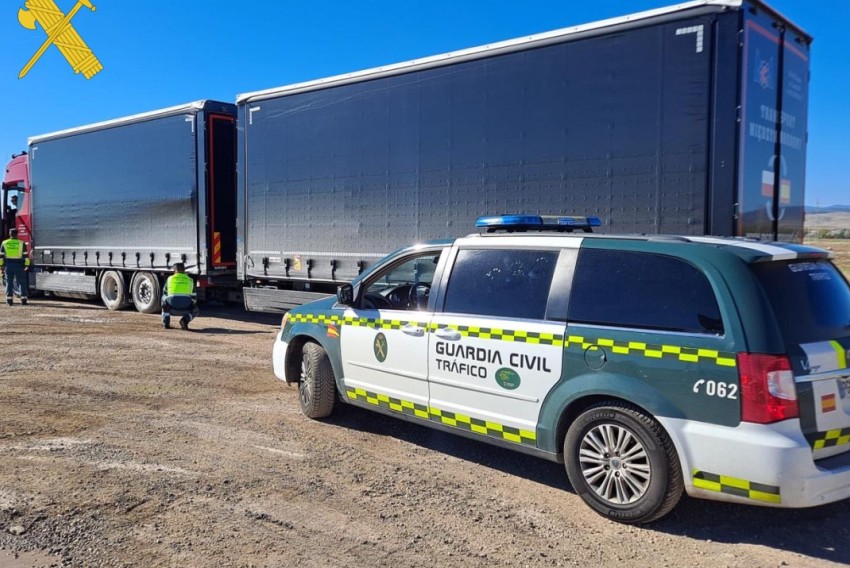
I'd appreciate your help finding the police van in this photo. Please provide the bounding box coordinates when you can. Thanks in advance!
[272,215,850,523]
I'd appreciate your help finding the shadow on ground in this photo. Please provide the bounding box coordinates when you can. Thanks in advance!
[327,404,850,565]
[22,297,104,311]
[193,327,272,335]
[193,303,282,326]
[22,297,282,327]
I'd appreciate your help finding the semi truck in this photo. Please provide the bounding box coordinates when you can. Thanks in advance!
[3,0,811,314]
[1,101,238,312]
[235,0,811,311]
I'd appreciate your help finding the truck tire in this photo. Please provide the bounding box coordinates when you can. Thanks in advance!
[99,271,128,311]
[131,271,161,313]
[299,342,336,419]
[564,402,682,524]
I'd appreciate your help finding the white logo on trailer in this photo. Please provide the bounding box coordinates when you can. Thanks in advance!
[676,25,704,53]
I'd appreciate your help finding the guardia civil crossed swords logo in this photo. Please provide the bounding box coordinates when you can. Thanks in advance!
[373,333,388,363]
[17,0,103,80]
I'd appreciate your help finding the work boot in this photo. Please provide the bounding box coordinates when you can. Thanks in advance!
[5,299,11,306]
[21,298,27,306]
[163,318,170,329]
[179,317,190,331]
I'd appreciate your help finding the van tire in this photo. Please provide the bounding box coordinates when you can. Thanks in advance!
[299,343,336,419]
[564,402,683,524]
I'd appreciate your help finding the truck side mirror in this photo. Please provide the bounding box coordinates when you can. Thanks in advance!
[337,283,354,306]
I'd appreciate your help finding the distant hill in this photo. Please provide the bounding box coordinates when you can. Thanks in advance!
[806,204,850,214]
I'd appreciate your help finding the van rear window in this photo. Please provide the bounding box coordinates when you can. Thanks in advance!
[752,260,850,345]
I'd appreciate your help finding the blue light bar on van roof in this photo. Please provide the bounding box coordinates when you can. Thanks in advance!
[475,214,602,233]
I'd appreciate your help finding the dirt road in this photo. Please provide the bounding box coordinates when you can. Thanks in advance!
[1,299,849,568]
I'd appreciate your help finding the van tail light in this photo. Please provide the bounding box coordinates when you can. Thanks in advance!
[737,353,798,424]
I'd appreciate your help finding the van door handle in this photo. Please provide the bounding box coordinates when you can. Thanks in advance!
[434,328,461,341]
[401,324,425,337]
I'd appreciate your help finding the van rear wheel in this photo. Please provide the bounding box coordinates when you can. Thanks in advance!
[564,402,682,524]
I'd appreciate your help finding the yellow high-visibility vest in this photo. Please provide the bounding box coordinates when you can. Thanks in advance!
[165,273,194,295]
[0,238,29,266]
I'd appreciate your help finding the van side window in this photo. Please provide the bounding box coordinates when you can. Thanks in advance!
[361,251,442,311]
[443,249,558,319]
[569,249,724,334]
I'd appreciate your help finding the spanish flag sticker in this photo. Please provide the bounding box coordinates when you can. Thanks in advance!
[327,324,340,339]
[822,394,837,413]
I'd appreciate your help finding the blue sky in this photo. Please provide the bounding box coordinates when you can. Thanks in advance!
[1,0,847,206]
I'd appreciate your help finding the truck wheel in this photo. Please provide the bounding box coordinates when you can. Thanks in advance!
[299,342,336,419]
[131,272,161,313]
[564,402,682,524]
[99,271,128,311]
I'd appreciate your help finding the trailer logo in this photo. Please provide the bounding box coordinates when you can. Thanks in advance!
[754,49,774,90]
[17,0,103,80]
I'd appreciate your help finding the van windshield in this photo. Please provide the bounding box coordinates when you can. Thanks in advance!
[752,260,850,346]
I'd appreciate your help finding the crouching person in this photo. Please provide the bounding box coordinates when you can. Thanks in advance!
[161,263,199,330]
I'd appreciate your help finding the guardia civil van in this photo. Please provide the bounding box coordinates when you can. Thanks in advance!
[272,215,850,523]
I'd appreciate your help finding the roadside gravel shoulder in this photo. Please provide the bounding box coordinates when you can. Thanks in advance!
[1,299,848,567]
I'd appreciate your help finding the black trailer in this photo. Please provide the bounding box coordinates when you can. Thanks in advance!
[236,0,811,312]
[28,100,238,312]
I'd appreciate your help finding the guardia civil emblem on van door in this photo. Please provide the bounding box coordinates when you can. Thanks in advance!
[373,333,388,363]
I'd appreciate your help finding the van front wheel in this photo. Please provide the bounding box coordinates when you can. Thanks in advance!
[298,343,336,419]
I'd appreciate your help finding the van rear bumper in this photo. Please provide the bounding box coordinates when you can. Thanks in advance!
[659,417,850,508]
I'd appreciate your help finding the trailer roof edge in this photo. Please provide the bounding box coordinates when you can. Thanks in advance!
[29,100,213,145]
[238,0,757,105]
[749,0,811,42]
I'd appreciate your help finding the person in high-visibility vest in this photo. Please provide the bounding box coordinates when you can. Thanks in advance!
[0,228,30,306]
[161,262,198,329]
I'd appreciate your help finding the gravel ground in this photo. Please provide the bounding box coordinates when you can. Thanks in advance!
[1,298,849,568]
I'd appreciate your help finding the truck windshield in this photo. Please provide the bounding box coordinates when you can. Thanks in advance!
[752,260,850,346]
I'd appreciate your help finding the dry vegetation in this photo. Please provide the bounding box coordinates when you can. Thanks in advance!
[805,211,850,232]
[805,238,850,276]
[804,210,850,275]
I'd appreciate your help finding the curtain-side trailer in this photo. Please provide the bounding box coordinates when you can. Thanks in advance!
[236,0,812,312]
[1,101,238,312]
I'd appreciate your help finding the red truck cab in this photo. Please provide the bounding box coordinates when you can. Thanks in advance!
[2,152,32,250]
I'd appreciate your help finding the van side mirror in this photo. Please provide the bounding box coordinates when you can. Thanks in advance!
[337,284,354,306]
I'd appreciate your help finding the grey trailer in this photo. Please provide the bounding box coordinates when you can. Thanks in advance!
[237,0,811,312]
[28,100,238,312]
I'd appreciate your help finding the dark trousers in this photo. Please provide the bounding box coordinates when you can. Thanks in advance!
[161,295,199,324]
[3,261,28,300]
